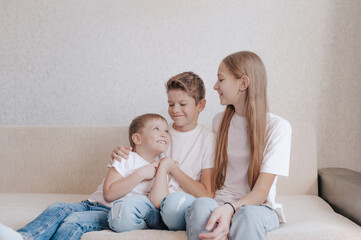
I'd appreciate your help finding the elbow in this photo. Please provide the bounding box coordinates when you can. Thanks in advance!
[207,192,215,198]
[103,188,114,203]
[198,191,213,198]
[153,202,161,209]
[104,195,112,203]
[103,192,112,203]
[148,195,161,209]
[199,188,214,198]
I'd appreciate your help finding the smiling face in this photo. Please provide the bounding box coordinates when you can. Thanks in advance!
[167,89,204,132]
[135,118,171,155]
[213,62,242,106]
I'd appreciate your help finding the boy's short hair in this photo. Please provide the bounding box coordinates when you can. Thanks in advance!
[166,71,205,104]
[129,113,167,149]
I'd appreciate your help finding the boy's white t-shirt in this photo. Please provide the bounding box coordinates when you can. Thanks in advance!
[165,124,215,193]
[87,151,154,208]
[212,112,292,223]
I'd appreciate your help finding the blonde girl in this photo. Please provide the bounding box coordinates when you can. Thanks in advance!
[186,51,292,240]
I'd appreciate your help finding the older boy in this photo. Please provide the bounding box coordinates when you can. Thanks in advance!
[109,72,216,232]
[0,113,170,240]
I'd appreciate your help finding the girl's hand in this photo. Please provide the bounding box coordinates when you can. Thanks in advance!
[159,157,178,173]
[137,162,159,180]
[198,204,234,240]
[110,145,132,164]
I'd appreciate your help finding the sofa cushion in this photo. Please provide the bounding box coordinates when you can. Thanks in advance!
[1,193,360,240]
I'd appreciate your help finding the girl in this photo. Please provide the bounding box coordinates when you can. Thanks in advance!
[186,51,292,240]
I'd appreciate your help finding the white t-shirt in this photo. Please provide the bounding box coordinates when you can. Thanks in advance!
[165,124,215,193]
[87,151,154,208]
[212,112,292,223]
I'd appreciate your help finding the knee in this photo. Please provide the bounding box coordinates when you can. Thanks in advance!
[186,198,217,222]
[61,212,83,225]
[108,198,135,223]
[188,198,216,213]
[107,198,146,232]
[230,206,272,240]
[161,192,194,215]
[231,205,266,236]
[160,192,195,230]
[234,206,260,226]
[107,202,130,232]
[47,202,73,214]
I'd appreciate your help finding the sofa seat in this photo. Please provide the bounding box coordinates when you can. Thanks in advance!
[1,193,360,240]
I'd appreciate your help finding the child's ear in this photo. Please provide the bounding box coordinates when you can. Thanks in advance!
[239,75,249,92]
[131,133,141,145]
[197,99,206,112]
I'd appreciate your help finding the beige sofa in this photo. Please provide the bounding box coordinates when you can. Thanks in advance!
[0,123,360,239]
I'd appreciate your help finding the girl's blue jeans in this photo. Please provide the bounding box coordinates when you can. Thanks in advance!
[185,197,280,240]
[17,200,110,240]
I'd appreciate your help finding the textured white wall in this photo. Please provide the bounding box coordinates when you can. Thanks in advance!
[1,0,360,171]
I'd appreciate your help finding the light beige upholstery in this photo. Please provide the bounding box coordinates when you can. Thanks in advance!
[0,123,360,239]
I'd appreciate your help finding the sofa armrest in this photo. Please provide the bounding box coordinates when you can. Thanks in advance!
[318,168,361,226]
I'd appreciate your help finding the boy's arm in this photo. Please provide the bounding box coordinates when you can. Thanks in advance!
[148,157,177,208]
[148,165,169,209]
[170,167,213,198]
[103,164,155,202]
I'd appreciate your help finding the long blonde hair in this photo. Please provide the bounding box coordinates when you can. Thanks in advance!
[212,51,269,193]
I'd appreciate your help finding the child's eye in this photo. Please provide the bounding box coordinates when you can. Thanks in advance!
[180,104,187,107]
[153,127,159,131]
[165,130,169,134]
[168,104,174,107]
[218,79,223,82]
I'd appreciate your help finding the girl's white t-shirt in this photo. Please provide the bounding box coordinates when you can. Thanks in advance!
[212,112,292,223]
[87,152,154,208]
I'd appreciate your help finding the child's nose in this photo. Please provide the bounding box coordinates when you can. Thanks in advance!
[172,104,180,112]
[213,82,218,90]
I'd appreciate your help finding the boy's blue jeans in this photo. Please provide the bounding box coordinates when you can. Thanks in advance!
[160,192,196,230]
[107,195,168,232]
[17,200,110,240]
[185,197,280,240]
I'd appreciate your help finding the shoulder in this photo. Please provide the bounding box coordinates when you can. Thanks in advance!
[131,152,147,163]
[212,112,224,132]
[267,113,292,139]
[198,125,216,143]
[117,152,137,166]
[212,112,224,125]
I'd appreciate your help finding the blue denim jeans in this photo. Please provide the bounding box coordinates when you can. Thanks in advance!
[17,200,110,240]
[107,195,167,233]
[186,198,279,240]
[160,192,195,230]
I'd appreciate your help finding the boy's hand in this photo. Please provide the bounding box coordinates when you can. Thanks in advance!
[137,162,159,180]
[110,145,132,164]
[159,157,178,173]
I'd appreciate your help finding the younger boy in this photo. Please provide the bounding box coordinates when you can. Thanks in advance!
[0,113,170,240]
[109,72,216,232]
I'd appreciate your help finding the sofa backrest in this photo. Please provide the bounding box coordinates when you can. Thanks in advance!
[277,121,318,195]
[0,123,317,195]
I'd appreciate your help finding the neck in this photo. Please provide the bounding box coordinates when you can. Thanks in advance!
[134,148,159,163]
[233,94,247,117]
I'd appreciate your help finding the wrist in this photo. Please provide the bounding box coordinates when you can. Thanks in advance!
[158,164,169,174]
[169,166,178,175]
[224,202,236,214]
